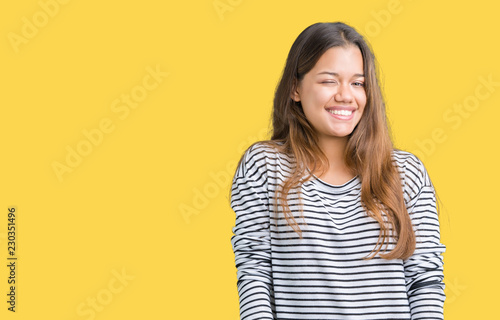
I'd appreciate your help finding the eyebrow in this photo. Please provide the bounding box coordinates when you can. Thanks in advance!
[316,71,365,77]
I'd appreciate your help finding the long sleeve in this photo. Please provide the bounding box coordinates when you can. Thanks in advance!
[230,147,275,320]
[403,155,446,320]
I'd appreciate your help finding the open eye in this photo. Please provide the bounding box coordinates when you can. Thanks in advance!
[353,81,364,87]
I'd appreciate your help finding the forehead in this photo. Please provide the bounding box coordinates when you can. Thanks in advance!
[312,46,364,74]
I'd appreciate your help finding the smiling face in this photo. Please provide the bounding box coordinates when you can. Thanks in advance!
[292,45,367,145]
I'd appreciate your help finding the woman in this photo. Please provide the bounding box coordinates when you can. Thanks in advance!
[229,22,445,320]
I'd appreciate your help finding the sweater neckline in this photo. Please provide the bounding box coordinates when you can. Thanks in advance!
[308,173,361,194]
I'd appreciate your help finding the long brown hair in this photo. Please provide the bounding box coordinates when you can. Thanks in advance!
[230,22,415,260]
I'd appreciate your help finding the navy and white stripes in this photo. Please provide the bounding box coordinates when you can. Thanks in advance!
[230,142,445,320]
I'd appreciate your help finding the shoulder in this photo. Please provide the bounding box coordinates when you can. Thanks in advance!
[391,149,433,204]
[391,149,429,183]
[235,141,283,177]
[244,141,294,164]
[247,141,280,158]
[235,140,296,180]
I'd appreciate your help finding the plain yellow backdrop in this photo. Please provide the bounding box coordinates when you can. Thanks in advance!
[1,0,498,319]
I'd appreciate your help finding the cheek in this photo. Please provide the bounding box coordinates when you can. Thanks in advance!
[305,86,331,105]
[356,91,367,110]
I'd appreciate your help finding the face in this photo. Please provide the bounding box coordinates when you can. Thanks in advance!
[292,45,366,144]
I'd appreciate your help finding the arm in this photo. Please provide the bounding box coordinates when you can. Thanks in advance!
[403,155,446,320]
[230,147,274,320]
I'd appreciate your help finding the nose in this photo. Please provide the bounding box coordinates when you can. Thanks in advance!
[334,83,353,103]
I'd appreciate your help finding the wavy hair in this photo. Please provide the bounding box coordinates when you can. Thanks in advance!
[230,22,416,260]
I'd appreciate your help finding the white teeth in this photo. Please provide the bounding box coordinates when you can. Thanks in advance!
[328,109,353,116]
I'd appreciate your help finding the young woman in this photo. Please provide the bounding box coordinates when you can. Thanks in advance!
[229,22,445,320]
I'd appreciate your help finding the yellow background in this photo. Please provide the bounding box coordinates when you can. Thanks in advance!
[1,0,498,319]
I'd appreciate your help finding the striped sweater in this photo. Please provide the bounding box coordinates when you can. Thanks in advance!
[230,142,445,320]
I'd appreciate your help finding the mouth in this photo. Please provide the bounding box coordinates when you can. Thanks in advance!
[325,106,356,120]
[327,109,353,116]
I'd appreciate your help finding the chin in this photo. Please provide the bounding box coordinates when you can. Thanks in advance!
[328,128,356,138]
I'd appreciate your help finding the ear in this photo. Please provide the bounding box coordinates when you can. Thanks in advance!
[290,81,301,102]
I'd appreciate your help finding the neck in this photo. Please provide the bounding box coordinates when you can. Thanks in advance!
[318,136,348,167]
[309,135,355,180]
